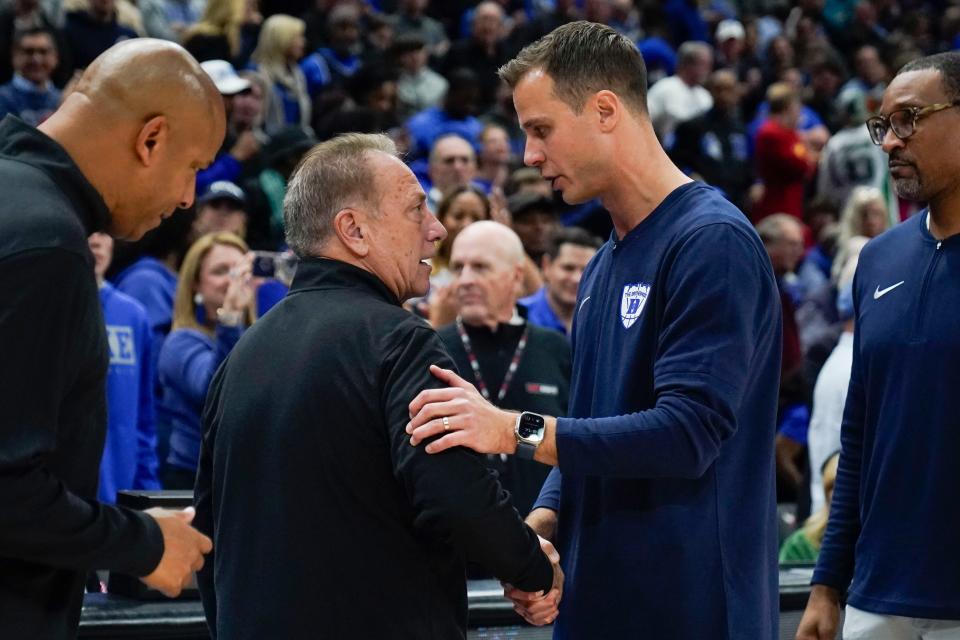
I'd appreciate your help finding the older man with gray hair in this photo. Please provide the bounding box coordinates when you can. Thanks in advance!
[193,133,560,639]
[437,221,571,519]
[646,41,714,143]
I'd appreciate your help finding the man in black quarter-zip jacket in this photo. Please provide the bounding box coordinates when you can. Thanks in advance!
[194,132,560,639]
[0,39,224,639]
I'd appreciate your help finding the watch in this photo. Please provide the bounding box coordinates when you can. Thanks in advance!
[514,412,545,460]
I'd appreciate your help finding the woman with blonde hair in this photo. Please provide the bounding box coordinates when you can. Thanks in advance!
[250,13,311,134]
[157,232,256,488]
[181,0,246,63]
[832,186,891,282]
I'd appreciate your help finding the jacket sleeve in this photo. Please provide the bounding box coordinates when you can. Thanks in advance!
[555,222,781,479]
[811,269,865,592]
[0,249,163,575]
[159,325,243,408]
[381,324,553,594]
[532,467,561,512]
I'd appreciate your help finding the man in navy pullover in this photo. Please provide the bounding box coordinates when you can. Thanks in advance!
[797,52,960,640]
[408,22,782,638]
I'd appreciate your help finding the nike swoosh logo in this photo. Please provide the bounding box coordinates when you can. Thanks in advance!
[874,281,905,299]
[578,296,591,314]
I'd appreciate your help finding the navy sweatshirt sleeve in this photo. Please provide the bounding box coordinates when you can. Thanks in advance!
[532,467,562,512]
[0,249,163,575]
[556,222,777,479]
[812,267,866,592]
[383,324,554,594]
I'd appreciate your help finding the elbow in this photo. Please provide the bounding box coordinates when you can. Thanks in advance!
[677,444,721,479]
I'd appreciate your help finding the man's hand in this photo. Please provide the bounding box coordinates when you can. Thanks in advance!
[795,585,841,640]
[229,130,261,163]
[504,535,563,626]
[525,508,558,541]
[406,365,516,455]
[140,507,213,598]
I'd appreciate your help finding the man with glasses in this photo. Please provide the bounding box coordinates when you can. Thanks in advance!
[797,51,960,640]
[0,28,60,126]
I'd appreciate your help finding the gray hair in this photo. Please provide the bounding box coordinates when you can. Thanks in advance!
[677,41,712,68]
[283,133,397,257]
[756,213,802,246]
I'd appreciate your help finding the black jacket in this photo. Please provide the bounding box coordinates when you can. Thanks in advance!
[437,319,570,517]
[670,108,753,211]
[0,116,164,639]
[194,258,553,639]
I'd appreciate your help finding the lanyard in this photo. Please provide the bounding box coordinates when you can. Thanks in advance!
[455,316,529,404]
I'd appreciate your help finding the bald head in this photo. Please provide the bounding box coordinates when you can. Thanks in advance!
[454,220,525,266]
[71,38,222,128]
[451,221,525,328]
[41,39,225,241]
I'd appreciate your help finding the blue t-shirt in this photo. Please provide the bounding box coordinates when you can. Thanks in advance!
[519,287,567,336]
[98,283,160,503]
[813,211,960,618]
[0,76,61,127]
[535,182,781,638]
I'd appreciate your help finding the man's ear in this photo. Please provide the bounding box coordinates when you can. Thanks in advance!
[135,115,168,167]
[333,208,370,257]
[594,90,620,133]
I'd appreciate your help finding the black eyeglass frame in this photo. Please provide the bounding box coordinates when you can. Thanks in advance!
[866,102,960,145]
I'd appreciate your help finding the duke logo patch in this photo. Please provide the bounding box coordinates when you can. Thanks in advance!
[620,283,651,329]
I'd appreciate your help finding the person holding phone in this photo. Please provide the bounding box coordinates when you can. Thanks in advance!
[157,232,256,488]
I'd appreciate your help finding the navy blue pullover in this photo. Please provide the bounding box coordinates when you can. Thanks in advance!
[534,182,782,639]
[813,211,960,618]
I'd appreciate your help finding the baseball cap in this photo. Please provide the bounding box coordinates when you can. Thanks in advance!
[716,19,745,43]
[198,181,246,207]
[200,60,251,96]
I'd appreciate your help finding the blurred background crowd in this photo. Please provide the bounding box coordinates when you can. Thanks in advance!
[2,0,953,566]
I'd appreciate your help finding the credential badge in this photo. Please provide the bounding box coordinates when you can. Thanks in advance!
[620,283,651,329]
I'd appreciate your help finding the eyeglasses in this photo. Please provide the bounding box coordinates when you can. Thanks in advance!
[866,102,959,145]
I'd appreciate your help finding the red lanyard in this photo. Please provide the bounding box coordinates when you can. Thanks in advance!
[455,316,529,404]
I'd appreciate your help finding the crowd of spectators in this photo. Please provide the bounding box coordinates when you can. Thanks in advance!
[2,0,956,566]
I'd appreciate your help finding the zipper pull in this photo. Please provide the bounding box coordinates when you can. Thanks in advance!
[937,241,942,250]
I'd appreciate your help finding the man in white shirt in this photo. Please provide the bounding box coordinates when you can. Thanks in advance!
[806,238,864,512]
[646,41,714,145]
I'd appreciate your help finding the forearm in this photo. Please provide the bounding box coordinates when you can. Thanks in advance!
[525,507,558,541]
[0,466,164,574]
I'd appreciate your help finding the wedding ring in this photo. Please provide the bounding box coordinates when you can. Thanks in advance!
[442,416,450,431]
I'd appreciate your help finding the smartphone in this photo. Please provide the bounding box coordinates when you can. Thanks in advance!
[251,251,278,278]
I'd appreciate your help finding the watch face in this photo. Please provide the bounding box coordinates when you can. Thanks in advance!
[518,413,545,440]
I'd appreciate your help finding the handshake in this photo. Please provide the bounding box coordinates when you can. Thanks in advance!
[503,535,564,627]
[139,507,213,598]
